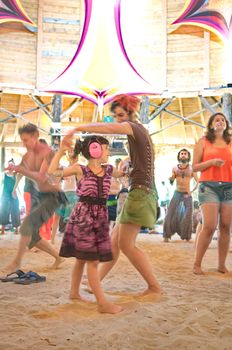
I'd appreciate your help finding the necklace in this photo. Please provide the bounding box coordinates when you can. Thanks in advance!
[177,164,189,179]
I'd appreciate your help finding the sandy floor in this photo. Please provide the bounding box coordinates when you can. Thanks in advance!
[0,232,232,350]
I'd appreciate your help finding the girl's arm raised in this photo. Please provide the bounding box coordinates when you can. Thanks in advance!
[48,148,82,178]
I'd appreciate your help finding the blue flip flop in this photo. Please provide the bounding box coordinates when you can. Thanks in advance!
[0,269,26,282]
[14,271,46,285]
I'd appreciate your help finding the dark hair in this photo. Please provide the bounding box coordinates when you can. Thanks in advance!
[177,148,191,162]
[73,135,109,160]
[18,123,38,136]
[110,94,140,121]
[205,113,231,144]
[39,138,48,145]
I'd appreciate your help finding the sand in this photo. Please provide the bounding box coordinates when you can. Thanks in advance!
[0,232,232,350]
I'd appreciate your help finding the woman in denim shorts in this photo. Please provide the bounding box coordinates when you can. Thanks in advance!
[193,113,232,274]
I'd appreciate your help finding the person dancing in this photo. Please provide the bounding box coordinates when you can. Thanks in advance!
[163,149,198,242]
[63,94,161,296]
[193,113,232,274]
[1,124,66,275]
[48,135,124,314]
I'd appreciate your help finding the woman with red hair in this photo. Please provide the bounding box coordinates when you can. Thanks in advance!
[63,94,161,296]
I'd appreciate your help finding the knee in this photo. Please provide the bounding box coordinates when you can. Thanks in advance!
[202,225,217,237]
[118,239,131,255]
[219,222,231,235]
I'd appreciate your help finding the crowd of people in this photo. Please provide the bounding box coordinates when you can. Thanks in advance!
[0,94,231,313]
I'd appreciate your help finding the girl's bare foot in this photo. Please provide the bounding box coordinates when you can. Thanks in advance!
[98,302,123,314]
[218,266,229,274]
[51,257,65,269]
[193,265,205,275]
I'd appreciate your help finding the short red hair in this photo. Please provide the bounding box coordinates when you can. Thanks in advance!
[111,94,140,114]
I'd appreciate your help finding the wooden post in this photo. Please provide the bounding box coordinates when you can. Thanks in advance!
[222,93,232,124]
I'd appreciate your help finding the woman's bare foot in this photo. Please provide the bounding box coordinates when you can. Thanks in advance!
[218,266,229,274]
[139,285,163,296]
[98,302,123,314]
[69,293,89,302]
[193,265,205,275]
[51,257,65,269]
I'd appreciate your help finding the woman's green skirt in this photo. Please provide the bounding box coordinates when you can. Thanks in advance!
[118,188,158,229]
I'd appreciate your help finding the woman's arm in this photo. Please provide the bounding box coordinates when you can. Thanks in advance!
[192,138,224,172]
[74,122,133,135]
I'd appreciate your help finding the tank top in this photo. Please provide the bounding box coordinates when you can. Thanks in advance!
[199,138,232,182]
[127,122,155,189]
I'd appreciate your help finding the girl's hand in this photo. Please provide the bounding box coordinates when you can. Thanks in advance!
[212,159,225,167]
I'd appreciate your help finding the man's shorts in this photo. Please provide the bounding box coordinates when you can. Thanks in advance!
[20,192,67,248]
[198,182,232,205]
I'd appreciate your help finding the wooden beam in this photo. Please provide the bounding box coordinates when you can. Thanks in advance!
[60,98,83,120]
[161,0,167,90]
[199,96,217,114]
[30,95,52,119]
[0,142,23,148]
[149,97,176,120]
[197,96,206,126]
[203,31,210,88]
[178,98,187,143]
[36,0,43,88]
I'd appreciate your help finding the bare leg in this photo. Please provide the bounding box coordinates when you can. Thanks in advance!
[1,226,5,235]
[51,213,60,244]
[217,204,232,273]
[98,224,120,281]
[35,239,65,269]
[2,235,31,273]
[70,259,87,300]
[193,204,218,275]
[194,222,202,248]
[87,261,123,314]
[119,223,161,294]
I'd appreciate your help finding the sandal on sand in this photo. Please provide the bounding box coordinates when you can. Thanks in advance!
[14,271,46,285]
[0,269,26,282]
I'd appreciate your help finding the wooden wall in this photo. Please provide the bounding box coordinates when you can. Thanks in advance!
[0,0,230,146]
[0,0,228,93]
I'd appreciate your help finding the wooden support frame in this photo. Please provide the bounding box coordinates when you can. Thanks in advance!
[30,95,52,119]
[60,98,83,120]
[0,107,48,134]
[199,96,216,114]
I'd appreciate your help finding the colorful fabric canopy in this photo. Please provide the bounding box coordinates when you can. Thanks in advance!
[0,0,35,26]
[44,0,159,111]
[171,0,232,43]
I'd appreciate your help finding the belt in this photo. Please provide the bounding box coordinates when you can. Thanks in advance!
[128,184,156,195]
[79,196,107,205]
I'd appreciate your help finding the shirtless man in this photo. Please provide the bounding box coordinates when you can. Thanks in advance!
[163,149,198,242]
[1,124,66,274]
